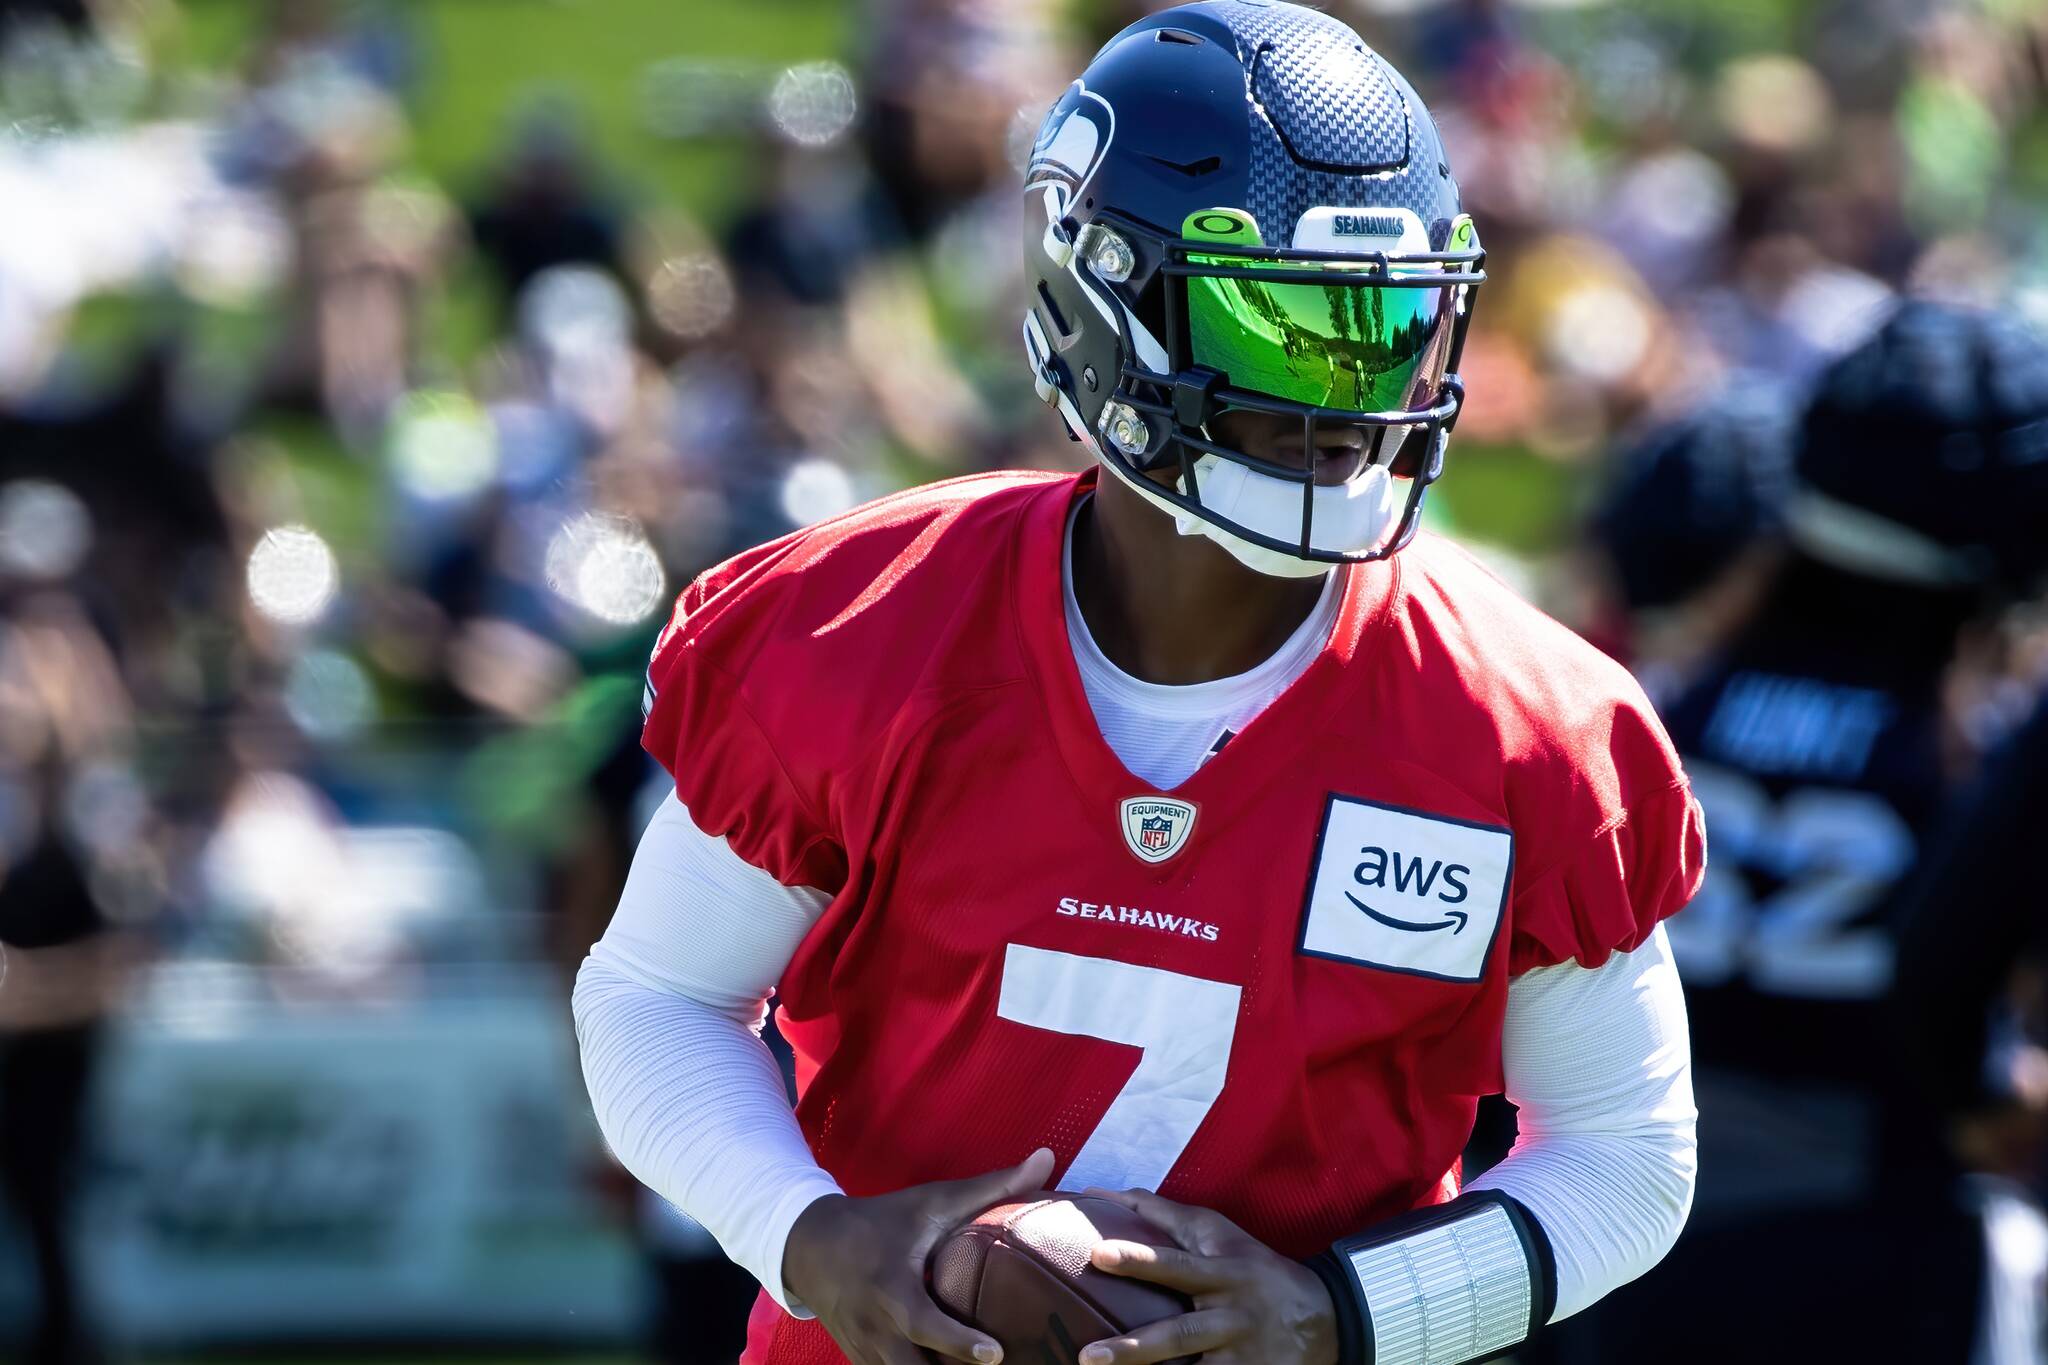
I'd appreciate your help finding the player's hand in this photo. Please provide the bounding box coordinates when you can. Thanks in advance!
[1079,1186,1338,1365]
[782,1146,1056,1365]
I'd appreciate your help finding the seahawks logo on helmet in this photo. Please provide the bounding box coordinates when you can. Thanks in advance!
[1027,81,1115,202]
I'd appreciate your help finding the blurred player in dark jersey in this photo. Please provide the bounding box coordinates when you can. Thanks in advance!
[1567,300,2048,1363]
[1889,688,2048,1364]
[1892,687,2048,1168]
[1463,380,1800,1189]
[1580,379,1798,706]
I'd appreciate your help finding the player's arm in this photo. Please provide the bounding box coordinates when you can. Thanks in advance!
[1081,926,1696,1365]
[1460,922,1696,1319]
[571,793,838,1304]
[572,794,1049,1365]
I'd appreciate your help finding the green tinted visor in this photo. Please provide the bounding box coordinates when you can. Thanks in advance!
[1175,209,1471,418]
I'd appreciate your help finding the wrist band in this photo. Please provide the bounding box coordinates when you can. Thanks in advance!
[1303,1190,1556,1365]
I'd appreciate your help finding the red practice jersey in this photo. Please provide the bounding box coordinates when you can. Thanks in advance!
[640,470,1706,1365]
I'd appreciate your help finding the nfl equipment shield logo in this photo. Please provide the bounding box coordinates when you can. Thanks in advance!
[1119,796,1197,864]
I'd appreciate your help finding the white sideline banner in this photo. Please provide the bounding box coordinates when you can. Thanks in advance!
[76,969,638,1344]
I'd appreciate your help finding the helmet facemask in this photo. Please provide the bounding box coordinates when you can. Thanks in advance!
[1026,190,1485,576]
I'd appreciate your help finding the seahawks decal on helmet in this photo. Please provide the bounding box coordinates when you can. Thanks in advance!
[1028,82,1114,202]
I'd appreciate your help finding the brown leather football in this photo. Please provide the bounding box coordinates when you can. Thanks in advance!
[929,1193,1193,1365]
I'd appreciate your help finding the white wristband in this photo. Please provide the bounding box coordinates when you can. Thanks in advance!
[1314,1190,1553,1365]
[1346,1200,1535,1365]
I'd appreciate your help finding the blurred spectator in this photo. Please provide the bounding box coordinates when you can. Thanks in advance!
[468,106,628,306]
[858,0,1059,243]
[0,601,142,1365]
[0,339,231,653]
[724,141,888,308]
[0,811,116,1365]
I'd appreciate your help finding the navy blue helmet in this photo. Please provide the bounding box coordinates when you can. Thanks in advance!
[1591,380,1800,611]
[1020,1,1483,576]
[1789,301,2048,596]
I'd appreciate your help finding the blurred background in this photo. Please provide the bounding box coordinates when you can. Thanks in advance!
[1,0,2045,1362]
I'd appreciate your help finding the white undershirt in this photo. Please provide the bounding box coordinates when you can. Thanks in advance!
[1064,498,1342,790]
[572,521,1698,1343]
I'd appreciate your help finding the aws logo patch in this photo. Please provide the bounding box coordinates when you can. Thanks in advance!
[1298,795,1512,983]
[1346,846,1473,934]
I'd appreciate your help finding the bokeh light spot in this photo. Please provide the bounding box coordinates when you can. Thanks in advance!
[1549,285,1652,385]
[247,525,339,626]
[768,61,857,148]
[388,390,499,501]
[780,458,857,527]
[0,480,90,579]
[545,514,666,626]
[648,252,737,341]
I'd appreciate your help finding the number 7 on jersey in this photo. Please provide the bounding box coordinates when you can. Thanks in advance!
[996,943,1243,1193]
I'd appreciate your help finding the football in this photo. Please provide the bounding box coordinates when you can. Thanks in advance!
[929,1193,1193,1365]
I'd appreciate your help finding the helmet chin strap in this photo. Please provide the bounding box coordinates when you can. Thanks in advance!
[1096,448,1405,579]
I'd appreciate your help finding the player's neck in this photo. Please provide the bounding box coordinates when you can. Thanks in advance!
[1072,472,1330,686]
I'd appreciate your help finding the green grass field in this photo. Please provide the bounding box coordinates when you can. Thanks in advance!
[170,0,848,223]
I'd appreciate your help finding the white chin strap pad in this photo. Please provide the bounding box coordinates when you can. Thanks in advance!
[1109,452,1405,579]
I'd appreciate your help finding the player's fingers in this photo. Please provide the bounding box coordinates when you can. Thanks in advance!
[901,1301,1006,1364]
[870,1333,936,1365]
[933,1146,1055,1218]
[1082,1185,1226,1250]
[1078,1308,1251,1365]
[1089,1238,1239,1292]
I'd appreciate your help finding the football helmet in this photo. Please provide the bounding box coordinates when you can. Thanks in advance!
[1590,378,1799,611]
[1790,300,2048,596]
[1020,0,1483,576]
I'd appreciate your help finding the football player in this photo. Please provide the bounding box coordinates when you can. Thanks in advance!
[575,6,1706,1364]
[1580,379,1799,703]
[1561,300,2048,1362]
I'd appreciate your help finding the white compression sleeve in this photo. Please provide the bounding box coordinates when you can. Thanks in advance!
[571,792,839,1315]
[1467,925,1698,1323]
